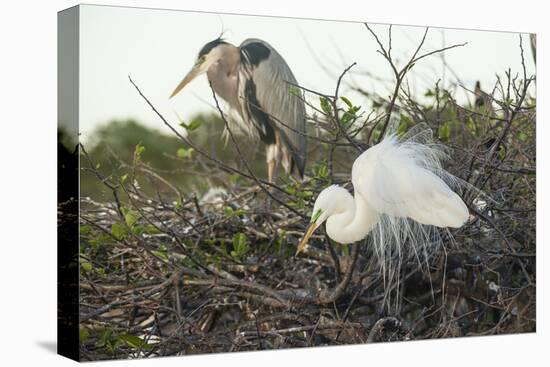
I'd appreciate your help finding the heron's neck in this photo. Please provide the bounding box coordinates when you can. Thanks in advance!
[326,190,379,244]
[206,44,241,108]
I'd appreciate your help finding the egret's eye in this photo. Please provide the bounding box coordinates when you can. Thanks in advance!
[311,209,323,223]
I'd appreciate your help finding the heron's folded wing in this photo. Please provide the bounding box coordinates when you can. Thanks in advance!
[238,38,307,176]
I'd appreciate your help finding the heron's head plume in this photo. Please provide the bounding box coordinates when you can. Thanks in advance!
[197,38,228,60]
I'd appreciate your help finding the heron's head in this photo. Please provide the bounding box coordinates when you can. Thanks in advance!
[170,38,230,98]
[296,185,351,255]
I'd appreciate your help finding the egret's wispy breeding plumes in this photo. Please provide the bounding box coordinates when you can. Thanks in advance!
[297,125,470,307]
[170,37,307,182]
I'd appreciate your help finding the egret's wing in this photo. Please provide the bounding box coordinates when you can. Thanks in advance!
[238,38,307,176]
[353,134,469,228]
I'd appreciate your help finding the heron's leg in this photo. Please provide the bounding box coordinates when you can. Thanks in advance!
[266,144,279,183]
[267,161,275,183]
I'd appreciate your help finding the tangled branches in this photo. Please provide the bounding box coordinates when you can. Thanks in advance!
[77,28,535,360]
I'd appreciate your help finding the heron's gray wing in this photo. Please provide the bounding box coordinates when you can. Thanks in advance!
[238,38,307,176]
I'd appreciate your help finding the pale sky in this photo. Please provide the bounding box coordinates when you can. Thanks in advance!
[78,4,536,142]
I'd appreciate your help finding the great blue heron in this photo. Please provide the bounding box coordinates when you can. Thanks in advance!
[296,125,469,254]
[170,38,307,182]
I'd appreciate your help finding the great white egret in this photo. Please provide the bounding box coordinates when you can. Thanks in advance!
[170,38,307,182]
[297,126,469,256]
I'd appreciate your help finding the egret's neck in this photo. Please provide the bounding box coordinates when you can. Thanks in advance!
[326,190,379,244]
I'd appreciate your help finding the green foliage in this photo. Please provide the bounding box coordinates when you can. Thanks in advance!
[122,208,140,228]
[176,147,194,159]
[340,96,361,125]
[93,329,152,354]
[438,121,451,141]
[152,244,169,261]
[80,225,92,236]
[111,222,128,241]
[224,206,246,218]
[79,328,90,344]
[231,233,249,261]
[80,259,93,272]
[285,178,314,209]
[179,118,202,131]
[133,143,145,164]
[80,114,271,200]
[397,114,414,136]
[133,224,161,236]
[312,161,330,182]
[319,96,332,115]
[108,207,160,241]
[118,334,152,351]
[288,86,301,96]
[88,232,113,251]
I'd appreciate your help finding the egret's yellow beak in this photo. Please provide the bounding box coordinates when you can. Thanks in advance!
[169,66,201,99]
[296,222,319,255]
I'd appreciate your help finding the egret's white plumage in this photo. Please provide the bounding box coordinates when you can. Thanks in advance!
[298,125,470,308]
[305,126,468,244]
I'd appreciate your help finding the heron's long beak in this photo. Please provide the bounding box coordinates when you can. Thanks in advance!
[296,222,319,255]
[169,66,201,99]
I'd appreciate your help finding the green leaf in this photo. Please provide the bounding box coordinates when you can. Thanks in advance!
[439,122,451,141]
[175,197,183,210]
[144,224,160,234]
[81,261,92,272]
[315,163,329,179]
[111,222,128,240]
[133,224,160,235]
[233,233,247,251]
[289,86,301,96]
[179,119,202,131]
[224,206,234,217]
[88,233,113,250]
[187,119,202,131]
[176,147,194,159]
[152,250,169,261]
[120,173,128,183]
[122,208,140,228]
[118,334,152,351]
[224,206,246,218]
[79,225,92,236]
[319,96,332,115]
[79,328,90,343]
[134,143,145,163]
[341,112,353,125]
[340,96,353,108]
[231,232,249,260]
